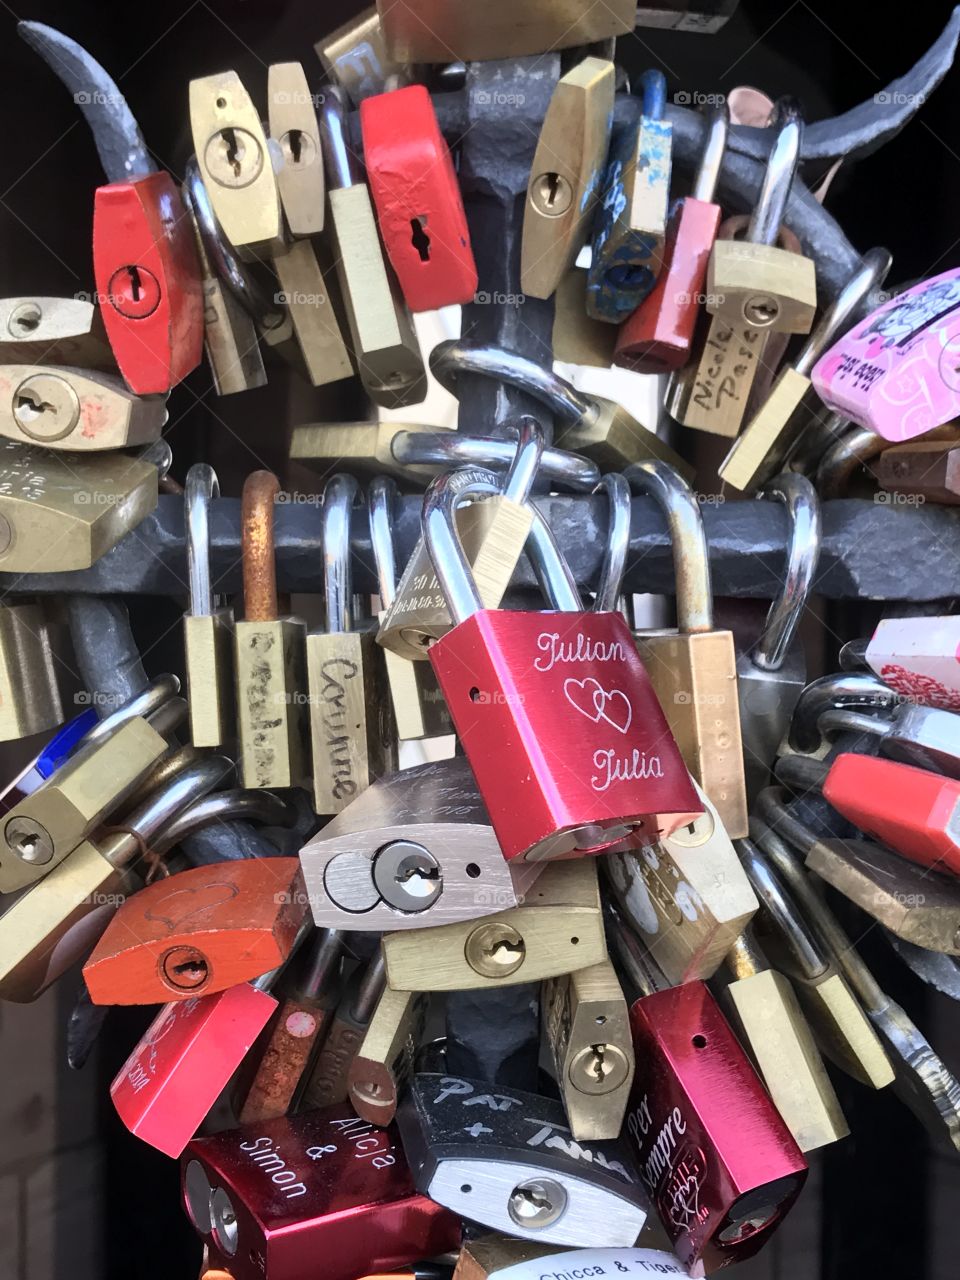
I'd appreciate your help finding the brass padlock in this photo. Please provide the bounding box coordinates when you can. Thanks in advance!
[297,951,387,1110]
[314,8,403,105]
[189,70,285,260]
[289,421,446,487]
[234,470,308,789]
[272,238,354,387]
[0,296,114,370]
[0,365,165,451]
[520,56,615,301]
[318,87,426,408]
[0,600,62,743]
[268,62,324,238]
[542,960,634,1141]
[307,473,393,814]
[381,860,605,991]
[183,464,234,749]
[348,986,428,1125]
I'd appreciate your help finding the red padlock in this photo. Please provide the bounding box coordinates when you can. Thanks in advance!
[423,469,701,863]
[93,171,204,394]
[615,105,727,375]
[360,85,477,311]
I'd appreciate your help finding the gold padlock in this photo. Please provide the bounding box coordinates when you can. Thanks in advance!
[183,464,234,749]
[272,238,354,387]
[0,600,62,743]
[0,365,165,450]
[314,8,403,105]
[268,62,325,238]
[289,421,446,487]
[0,296,114,370]
[348,987,428,1125]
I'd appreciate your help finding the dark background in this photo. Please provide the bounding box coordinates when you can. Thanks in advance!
[0,2,957,1277]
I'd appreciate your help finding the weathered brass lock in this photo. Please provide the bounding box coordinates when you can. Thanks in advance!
[272,238,353,387]
[315,8,402,105]
[0,600,62,743]
[289,421,445,487]
[348,986,428,1126]
[0,365,165,450]
[298,951,387,1109]
[268,62,324,238]
[0,297,114,370]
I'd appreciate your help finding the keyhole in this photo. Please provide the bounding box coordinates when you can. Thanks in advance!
[410,216,431,262]
[287,127,304,163]
[15,390,55,422]
[590,1045,607,1083]
[126,265,143,303]
[487,937,524,962]
[543,173,563,207]
[531,171,573,218]
[220,127,243,178]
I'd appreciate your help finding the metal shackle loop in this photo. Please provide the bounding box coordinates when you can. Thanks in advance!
[318,83,356,190]
[185,463,219,618]
[155,788,297,856]
[502,418,545,505]
[322,474,360,634]
[125,753,235,849]
[796,246,893,376]
[735,837,825,979]
[525,504,584,612]
[593,474,632,614]
[422,467,503,627]
[241,470,281,624]
[139,439,174,481]
[368,475,400,608]
[625,460,712,633]
[815,421,885,498]
[747,97,802,248]
[692,102,729,205]
[789,671,900,752]
[430,340,595,428]
[817,707,893,741]
[83,673,181,748]
[636,68,667,121]
[755,472,821,672]
[391,426,599,491]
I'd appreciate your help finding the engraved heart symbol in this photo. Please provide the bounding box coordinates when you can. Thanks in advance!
[144,880,240,932]
[563,678,633,734]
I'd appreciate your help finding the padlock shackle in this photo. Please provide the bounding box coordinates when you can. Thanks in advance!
[725,928,767,981]
[789,671,900,752]
[593,473,631,614]
[502,418,545,505]
[157,788,298,856]
[747,97,802,248]
[318,83,356,190]
[295,928,345,1002]
[754,473,821,671]
[116,753,234,868]
[735,836,827,980]
[252,915,315,994]
[815,420,883,498]
[241,470,282,623]
[185,463,220,618]
[625,460,712,633]
[817,707,893,742]
[774,752,829,792]
[391,426,599,491]
[139,439,174,483]
[83,673,181,748]
[796,246,893,377]
[369,475,400,607]
[351,951,387,1021]
[602,897,664,1002]
[692,103,729,205]
[635,68,667,122]
[422,466,502,626]
[525,503,583,611]
[322,473,361,634]
[144,695,189,740]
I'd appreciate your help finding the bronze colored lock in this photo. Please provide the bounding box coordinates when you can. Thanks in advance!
[542,960,635,1141]
[0,296,114,370]
[183,464,234,749]
[0,600,62,744]
[876,437,960,505]
[314,8,403,105]
[307,474,393,814]
[234,471,308,789]
[289,421,445,487]
[298,951,387,1110]
[268,62,324,238]
[348,986,428,1126]
[382,860,605,991]
[272,238,353,387]
[520,56,615,301]
[190,70,285,260]
[0,365,165,451]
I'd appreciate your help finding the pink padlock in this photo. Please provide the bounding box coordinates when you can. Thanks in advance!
[811,267,960,442]
[866,615,960,711]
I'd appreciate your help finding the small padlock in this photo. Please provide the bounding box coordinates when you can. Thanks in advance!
[0,296,114,369]
[586,70,671,323]
[520,56,615,301]
[300,757,540,931]
[190,70,285,260]
[628,459,748,838]
[615,105,727,374]
[319,87,426,408]
[290,421,446,487]
[234,470,309,790]
[604,778,758,984]
[272,237,354,387]
[307,473,393,814]
[348,987,429,1126]
[182,1103,461,1280]
[298,951,387,1110]
[542,960,635,1142]
[397,1072,649,1246]
[183,463,235,749]
[0,599,62,743]
[865,614,960,711]
[268,62,325,238]
[0,364,166,450]
[361,84,477,311]
[315,9,402,105]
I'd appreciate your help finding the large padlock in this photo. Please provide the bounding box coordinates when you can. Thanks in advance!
[424,468,701,861]
[0,364,166,450]
[183,463,235,749]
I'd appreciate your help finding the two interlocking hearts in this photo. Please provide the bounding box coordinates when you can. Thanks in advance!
[563,676,633,734]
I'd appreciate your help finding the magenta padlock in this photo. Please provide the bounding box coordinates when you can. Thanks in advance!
[811,267,960,441]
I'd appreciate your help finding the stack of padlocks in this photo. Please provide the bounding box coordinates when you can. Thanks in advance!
[3,4,960,1278]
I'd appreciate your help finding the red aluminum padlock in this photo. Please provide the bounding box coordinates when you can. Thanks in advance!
[82,857,308,1005]
[423,469,702,863]
[93,171,204,394]
[360,84,477,311]
[182,1103,461,1280]
[610,911,807,1274]
[615,104,727,375]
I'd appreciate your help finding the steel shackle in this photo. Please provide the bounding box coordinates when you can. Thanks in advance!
[322,474,361,634]
[754,472,821,672]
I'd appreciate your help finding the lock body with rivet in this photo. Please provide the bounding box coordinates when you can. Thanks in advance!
[290,422,445,488]
[349,986,428,1126]
[0,364,165,450]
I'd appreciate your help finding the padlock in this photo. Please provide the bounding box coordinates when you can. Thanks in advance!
[0,678,183,892]
[628,459,748,839]
[93,170,204,394]
[376,1,636,61]
[0,599,62,743]
[818,702,960,780]
[0,296,114,369]
[0,707,98,817]
[552,269,617,368]
[736,473,821,801]
[361,85,477,311]
[182,1103,461,1280]
[268,62,324,238]
[811,266,960,441]
[319,87,426,408]
[382,860,606,991]
[300,757,541,930]
[787,670,899,755]
[190,70,285,260]
[315,9,403,105]
[608,906,808,1274]
[0,750,229,1003]
[719,248,892,491]
[369,476,453,741]
[348,987,429,1126]
[737,833,895,1089]
[720,927,849,1152]
[298,952,388,1110]
[0,364,166,450]
[542,960,635,1142]
[454,1238,685,1280]
[875,437,960,504]
[425,468,701,861]
[586,70,671,323]
[429,341,692,476]
[112,919,311,1156]
[272,237,354,386]
[520,56,615,301]
[237,929,346,1123]
[181,162,268,396]
[183,463,235,749]
[81,856,309,1004]
[777,751,960,878]
[290,422,450,488]
[307,473,393,813]
[864,614,960,711]
[604,779,758,984]
[234,470,308,790]
[376,430,542,661]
